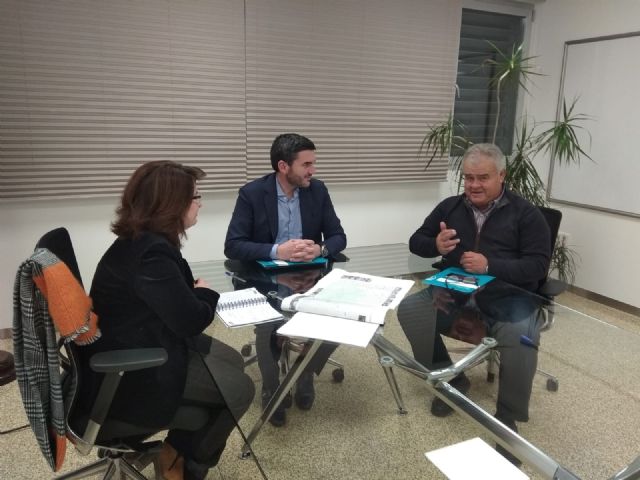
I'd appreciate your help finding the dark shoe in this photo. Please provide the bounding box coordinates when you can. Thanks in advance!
[184,457,210,480]
[294,371,315,410]
[495,416,522,467]
[261,388,286,427]
[429,373,471,418]
[0,351,16,386]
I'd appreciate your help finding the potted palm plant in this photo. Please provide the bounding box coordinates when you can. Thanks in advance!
[419,41,590,283]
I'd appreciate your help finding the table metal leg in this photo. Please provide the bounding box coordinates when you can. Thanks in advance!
[371,334,580,480]
[240,339,323,459]
[374,345,407,414]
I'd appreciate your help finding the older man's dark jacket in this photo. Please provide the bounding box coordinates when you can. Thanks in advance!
[410,189,551,292]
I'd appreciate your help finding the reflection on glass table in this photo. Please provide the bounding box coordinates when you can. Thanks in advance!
[191,244,640,480]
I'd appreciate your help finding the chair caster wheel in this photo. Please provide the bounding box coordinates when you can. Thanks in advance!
[241,344,252,357]
[332,368,345,383]
[487,372,495,383]
[546,378,559,392]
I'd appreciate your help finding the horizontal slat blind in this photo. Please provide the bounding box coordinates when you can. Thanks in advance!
[0,0,246,200]
[453,8,525,155]
[245,0,461,183]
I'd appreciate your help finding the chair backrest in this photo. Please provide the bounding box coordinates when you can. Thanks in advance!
[537,207,564,294]
[432,206,563,276]
[35,227,83,286]
[538,206,562,262]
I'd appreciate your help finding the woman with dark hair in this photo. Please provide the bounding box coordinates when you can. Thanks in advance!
[80,161,254,480]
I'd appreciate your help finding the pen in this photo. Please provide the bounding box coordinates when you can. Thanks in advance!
[520,335,538,350]
[225,271,246,283]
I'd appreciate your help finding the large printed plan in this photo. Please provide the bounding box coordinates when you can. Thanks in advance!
[276,269,413,347]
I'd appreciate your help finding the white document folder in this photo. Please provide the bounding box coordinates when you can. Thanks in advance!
[426,437,529,480]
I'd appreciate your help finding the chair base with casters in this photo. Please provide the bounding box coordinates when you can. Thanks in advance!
[56,344,209,480]
[239,300,346,384]
[55,442,161,480]
[240,337,345,383]
[280,338,345,383]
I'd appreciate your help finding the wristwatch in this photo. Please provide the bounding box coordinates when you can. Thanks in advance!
[321,243,330,258]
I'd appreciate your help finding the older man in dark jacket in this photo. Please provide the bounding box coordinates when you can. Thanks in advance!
[398,143,550,466]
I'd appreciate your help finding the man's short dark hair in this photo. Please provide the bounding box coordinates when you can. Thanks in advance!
[270,133,316,172]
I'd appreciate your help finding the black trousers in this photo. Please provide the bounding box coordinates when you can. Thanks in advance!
[397,287,541,422]
[167,335,255,479]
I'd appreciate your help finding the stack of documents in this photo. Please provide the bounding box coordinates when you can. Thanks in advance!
[276,268,414,347]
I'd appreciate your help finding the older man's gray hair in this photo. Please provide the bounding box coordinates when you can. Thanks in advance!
[463,143,506,171]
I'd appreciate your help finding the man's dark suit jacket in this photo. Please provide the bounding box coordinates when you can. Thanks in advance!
[224,173,347,261]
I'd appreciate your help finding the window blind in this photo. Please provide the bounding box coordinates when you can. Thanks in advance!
[0,0,463,200]
[245,0,461,184]
[0,0,246,200]
[453,8,525,155]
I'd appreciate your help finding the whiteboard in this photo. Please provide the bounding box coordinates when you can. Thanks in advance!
[548,32,640,218]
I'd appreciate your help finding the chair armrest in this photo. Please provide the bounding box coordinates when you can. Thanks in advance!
[538,278,567,299]
[90,348,167,373]
[332,252,349,263]
[81,348,168,441]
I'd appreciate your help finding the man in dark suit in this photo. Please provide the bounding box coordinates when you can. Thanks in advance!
[225,133,347,426]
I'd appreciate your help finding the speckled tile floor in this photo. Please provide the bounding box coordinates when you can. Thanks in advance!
[2,290,639,480]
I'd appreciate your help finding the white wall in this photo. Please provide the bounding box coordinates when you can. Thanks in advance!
[0,181,447,329]
[526,0,640,308]
[5,0,639,329]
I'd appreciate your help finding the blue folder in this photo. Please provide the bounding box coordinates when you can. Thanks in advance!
[256,256,328,270]
[423,267,495,293]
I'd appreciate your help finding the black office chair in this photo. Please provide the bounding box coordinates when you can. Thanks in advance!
[18,228,209,479]
[531,206,566,391]
[437,206,566,391]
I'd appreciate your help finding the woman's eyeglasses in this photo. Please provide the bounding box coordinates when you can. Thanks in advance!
[444,273,478,290]
[192,195,202,202]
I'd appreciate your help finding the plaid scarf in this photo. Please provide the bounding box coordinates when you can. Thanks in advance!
[13,248,100,471]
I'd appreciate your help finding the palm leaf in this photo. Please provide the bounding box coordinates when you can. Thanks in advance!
[483,41,542,95]
[418,113,470,170]
[505,120,547,207]
[536,97,593,166]
[482,41,542,143]
[551,236,580,284]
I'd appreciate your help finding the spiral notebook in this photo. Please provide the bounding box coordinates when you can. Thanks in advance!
[216,287,284,328]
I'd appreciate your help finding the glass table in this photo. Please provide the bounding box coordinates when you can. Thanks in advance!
[191,244,640,480]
